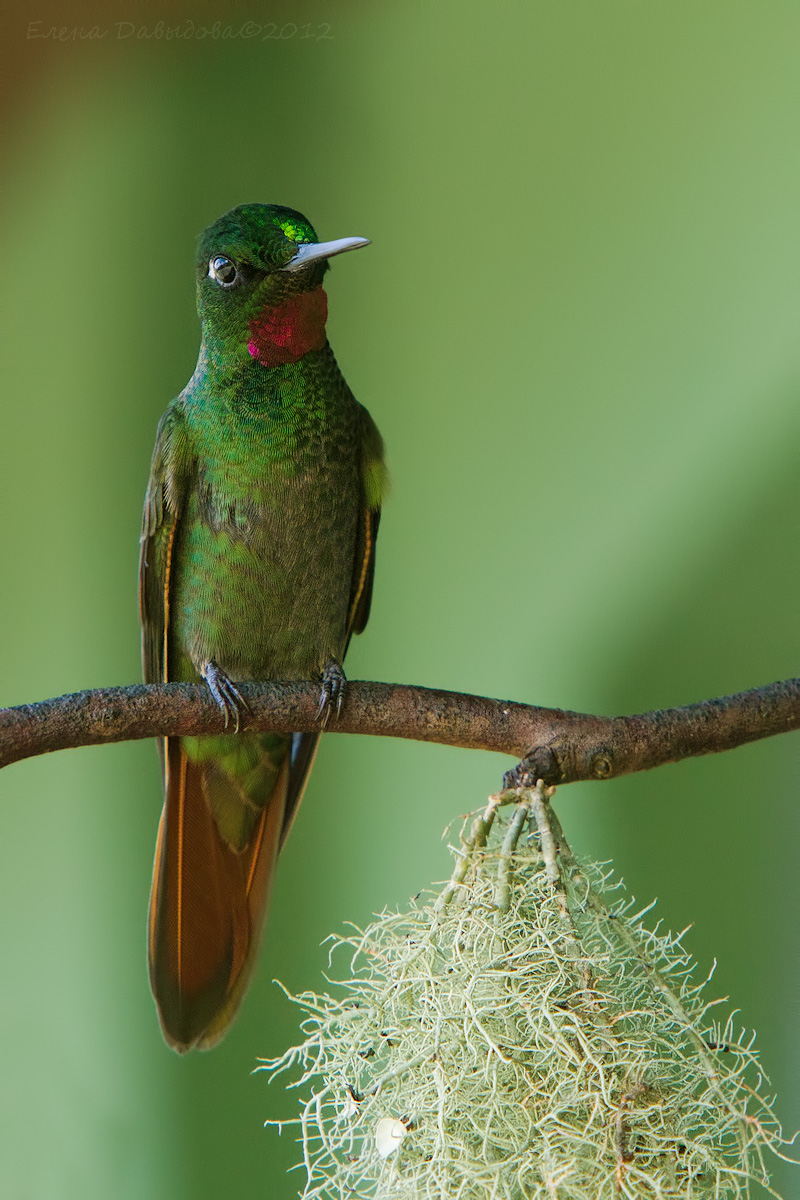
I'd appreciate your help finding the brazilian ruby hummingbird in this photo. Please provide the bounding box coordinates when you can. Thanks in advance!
[139,204,385,1051]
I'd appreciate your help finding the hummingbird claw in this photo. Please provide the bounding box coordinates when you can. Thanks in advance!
[317,661,347,726]
[203,660,248,733]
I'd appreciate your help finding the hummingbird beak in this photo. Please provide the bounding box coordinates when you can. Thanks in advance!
[281,236,370,273]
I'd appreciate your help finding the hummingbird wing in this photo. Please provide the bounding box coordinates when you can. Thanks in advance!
[348,505,381,637]
[139,407,183,690]
[348,403,385,638]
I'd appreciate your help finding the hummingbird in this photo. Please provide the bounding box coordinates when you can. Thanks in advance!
[139,204,385,1051]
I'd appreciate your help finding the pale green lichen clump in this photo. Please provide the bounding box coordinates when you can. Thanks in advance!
[262,785,793,1199]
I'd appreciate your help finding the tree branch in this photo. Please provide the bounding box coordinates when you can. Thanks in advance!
[0,678,797,784]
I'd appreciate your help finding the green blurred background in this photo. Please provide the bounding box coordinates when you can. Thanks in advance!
[1,1,798,1195]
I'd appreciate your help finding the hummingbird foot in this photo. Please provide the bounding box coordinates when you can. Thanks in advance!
[202,660,249,732]
[317,661,347,725]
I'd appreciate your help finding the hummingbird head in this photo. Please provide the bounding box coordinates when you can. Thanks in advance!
[195,204,369,368]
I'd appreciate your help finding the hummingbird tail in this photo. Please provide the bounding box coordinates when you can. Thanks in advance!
[147,737,288,1052]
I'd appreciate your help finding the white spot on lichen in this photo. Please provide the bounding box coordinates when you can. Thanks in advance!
[375,1116,406,1158]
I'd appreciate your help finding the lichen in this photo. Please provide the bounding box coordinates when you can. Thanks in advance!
[262,785,794,1199]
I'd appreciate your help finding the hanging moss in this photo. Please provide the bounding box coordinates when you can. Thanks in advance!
[263,785,793,1199]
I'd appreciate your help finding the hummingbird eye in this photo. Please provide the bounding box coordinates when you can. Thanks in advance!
[208,255,239,287]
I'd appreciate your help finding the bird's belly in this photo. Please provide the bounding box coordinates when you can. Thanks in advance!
[170,480,358,682]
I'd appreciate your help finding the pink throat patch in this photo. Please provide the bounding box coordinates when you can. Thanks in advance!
[247,286,328,367]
